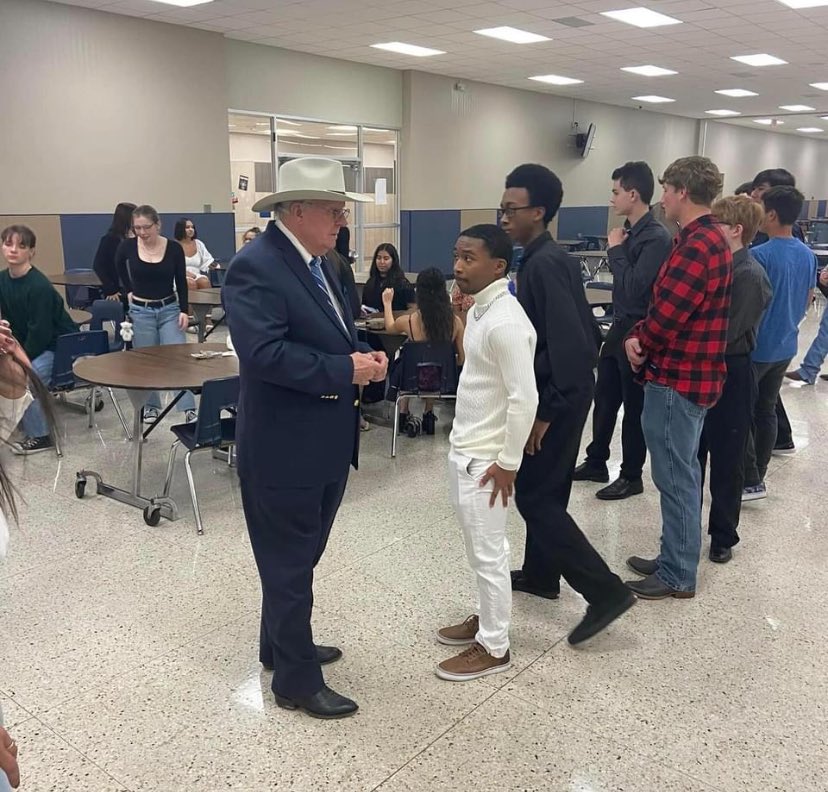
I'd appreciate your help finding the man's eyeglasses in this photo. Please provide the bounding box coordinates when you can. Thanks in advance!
[304,203,351,222]
[499,205,535,218]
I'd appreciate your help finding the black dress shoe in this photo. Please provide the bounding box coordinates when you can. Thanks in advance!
[709,545,733,564]
[568,590,636,645]
[626,573,695,600]
[820,374,828,382]
[596,477,644,501]
[572,462,610,483]
[626,556,658,577]
[274,685,358,719]
[262,645,343,671]
[510,570,560,600]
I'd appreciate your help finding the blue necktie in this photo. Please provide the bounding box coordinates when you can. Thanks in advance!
[309,257,346,329]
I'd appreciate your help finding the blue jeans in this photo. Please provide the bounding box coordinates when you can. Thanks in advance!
[641,382,707,592]
[798,307,828,384]
[130,302,195,412]
[21,350,54,438]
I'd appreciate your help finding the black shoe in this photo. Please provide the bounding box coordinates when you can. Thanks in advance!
[709,545,733,564]
[568,590,636,646]
[422,411,437,435]
[596,477,643,501]
[821,374,828,382]
[572,462,610,483]
[626,556,658,577]
[11,435,54,455]
[510,570,559,600]
[261,645,343,671]
[405,415,422,438]
[626,573,695,600]
[274,685,358,719]
[397,413,409,433]
[771,441,795,456]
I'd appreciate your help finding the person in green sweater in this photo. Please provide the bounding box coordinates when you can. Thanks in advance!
[0,225,76,454]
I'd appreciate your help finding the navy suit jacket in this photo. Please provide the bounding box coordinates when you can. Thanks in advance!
[223,222,369,487]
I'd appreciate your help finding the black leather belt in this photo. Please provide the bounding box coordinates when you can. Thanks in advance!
[131,295,177,309]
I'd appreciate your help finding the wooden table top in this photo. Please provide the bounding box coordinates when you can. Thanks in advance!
[73,343,238,391]
[49,271,102,287]
[69,309,92,325]
[188,288,224,306]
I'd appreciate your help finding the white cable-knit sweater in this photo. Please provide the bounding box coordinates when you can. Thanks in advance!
[449,278,538,471]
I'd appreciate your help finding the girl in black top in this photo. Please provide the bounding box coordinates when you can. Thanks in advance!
[115,204,195,421]
[93,202,135,299]
[361,243,413,313]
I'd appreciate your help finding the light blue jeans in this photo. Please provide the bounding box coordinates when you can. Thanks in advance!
[21,350,54,438]
[641,382,707,592]
[797,307,828,384]
[130,302,195,412]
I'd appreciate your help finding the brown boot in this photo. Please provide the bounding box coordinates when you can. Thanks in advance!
[436,614,479,646]
[436,642,511,682]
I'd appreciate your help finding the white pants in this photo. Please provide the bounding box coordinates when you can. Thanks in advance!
[447,448,511,657]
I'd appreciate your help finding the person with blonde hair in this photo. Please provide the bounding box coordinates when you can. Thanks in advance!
[699,195,772,563]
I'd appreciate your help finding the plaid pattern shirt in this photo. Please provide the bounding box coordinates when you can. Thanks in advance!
[629,214,732,408]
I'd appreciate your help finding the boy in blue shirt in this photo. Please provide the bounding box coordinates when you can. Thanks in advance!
[743,187,816,500]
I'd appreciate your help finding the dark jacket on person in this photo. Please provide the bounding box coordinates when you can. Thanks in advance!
[606,211,672,346]
[327,249,361,320]
[93,232,124,297]
[516,231,600,424]
[362,273,413,312]
[726,247,773,355]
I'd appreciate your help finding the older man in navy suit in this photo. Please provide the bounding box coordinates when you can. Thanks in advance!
[223,157,387,719]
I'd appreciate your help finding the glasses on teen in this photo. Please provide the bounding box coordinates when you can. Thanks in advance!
[133,222,157,233]
[499,205,535,218]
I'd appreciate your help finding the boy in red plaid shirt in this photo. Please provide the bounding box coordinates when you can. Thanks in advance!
[623,157,732,599]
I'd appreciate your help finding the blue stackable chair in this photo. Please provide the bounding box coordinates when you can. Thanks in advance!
[89,299,127,350]
[64,269,103,309]
[387,341,459,458]
[161,376,239,535]
[209,267,227,287]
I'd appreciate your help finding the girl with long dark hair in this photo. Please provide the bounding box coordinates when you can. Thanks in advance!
[93,202,136,300]
[383,267,464,433]
[174,218,215,290]
[362,243,413,312]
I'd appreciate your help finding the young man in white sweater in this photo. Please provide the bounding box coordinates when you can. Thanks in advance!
[436,224,538,682]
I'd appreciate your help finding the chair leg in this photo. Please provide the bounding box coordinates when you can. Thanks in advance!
[108,388,132,440]
[163,440,180,497]
[87,387,96,429]
[391,395,403,458]
[184,449,204,535]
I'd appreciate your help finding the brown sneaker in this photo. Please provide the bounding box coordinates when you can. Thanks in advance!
[436,614,479,646]
[436,643,511,682]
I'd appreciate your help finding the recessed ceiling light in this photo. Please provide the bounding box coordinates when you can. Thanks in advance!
[797,127,824,132]
[474,26,550,44]
[753,118,784,125]
[601,7,682,28]
[276,119,300,126]
[621,65,677,77]
[371,42,445,57]
[730,53,787,67]
[529,74,584,85]
[327,132,358,137]
[706,109,740,116]
[810,83,828,91]
[632,95,675,103]
[148,0,214,6]
[328,125,358,131]
[779,104,815,111]
[715,88,758,97]
[777,0,828,8]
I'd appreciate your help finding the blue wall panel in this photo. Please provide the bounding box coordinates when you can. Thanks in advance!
[556,206,608,240]
[59,212,236,272]
[818,200,827,218]
[403,210,460,275]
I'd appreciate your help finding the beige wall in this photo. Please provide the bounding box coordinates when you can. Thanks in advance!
[0,0,231,215]
[224,39,403,129]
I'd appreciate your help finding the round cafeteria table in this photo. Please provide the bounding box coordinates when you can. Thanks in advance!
[188,288,224,343]
[48,271,103,287]
[72,343,238,525]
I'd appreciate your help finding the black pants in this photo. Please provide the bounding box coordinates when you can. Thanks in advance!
[515,391,627,606]
[744,359,791,486]
[240,473,348,698]
[585,342,647,480]
[775,396,793,446]
[698,355,756,549]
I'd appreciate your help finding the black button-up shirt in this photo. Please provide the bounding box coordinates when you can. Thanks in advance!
[607,211,672,326]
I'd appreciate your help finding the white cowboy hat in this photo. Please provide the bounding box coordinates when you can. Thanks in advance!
[252,156,373,212]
